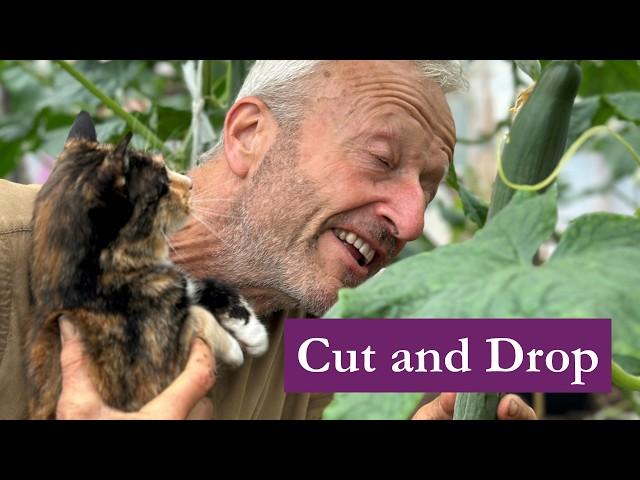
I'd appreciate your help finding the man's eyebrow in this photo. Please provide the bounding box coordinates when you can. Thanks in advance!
[358,126,398,143]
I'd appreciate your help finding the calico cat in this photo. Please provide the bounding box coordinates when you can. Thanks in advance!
[25,111,268,419]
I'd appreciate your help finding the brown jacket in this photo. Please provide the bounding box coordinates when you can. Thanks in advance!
[0,179,332,419]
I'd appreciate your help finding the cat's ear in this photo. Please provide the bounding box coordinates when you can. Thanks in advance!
[114,132,133,157]
[114,132,132,171]
[106,132,132,173]
[66,111,97,143]
[101,132,132,185]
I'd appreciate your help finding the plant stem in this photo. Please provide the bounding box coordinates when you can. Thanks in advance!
[53,60,173,158]
[532,392,546,419]
[613,361,640,391]
[225,60,232,107]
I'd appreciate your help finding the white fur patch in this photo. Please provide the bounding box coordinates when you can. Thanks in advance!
[185,278,199,303]
[220,299,269,356]
[224,335,245,368]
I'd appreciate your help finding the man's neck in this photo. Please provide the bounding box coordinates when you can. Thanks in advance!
[170,159,295,317]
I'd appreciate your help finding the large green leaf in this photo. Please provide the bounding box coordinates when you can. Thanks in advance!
[458,186,488,228]
[95,117,127,144]
[1,64,48,113]
[446,162,489,228]
[33,70,95,111]
[578,61,640,97]
[605,92,640,123]
[76,61,144,98]
[153,105,191,141]
[0,114,33,142]
[323,393,424,420]
[567,96,601,145]
[326,187,640,373]
[39,127,71,157]
[548,212,640,370]
[0,140,20,178]
[564,92,640,157]
[591,124,640,182]
[393,234,435,263]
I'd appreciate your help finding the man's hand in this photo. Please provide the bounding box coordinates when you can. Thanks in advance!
[412,392,537,420]
[56,317,215,420]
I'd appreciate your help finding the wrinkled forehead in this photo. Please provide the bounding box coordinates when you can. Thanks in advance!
[310,60,456,159]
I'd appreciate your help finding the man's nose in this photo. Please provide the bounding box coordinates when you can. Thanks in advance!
[375,179,426,242]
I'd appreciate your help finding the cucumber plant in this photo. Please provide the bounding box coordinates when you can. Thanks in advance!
[326,60,640,420]
[455,60,582,419]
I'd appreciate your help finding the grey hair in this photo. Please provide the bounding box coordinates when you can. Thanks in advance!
[201,60,468,162]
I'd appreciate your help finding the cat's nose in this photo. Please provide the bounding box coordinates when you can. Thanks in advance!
[168,170,193,191]
[181,175,193,190]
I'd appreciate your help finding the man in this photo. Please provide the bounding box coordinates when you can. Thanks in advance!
[0,60,536,419]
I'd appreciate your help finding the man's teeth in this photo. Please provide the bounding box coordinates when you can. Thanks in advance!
[333,228,375,265]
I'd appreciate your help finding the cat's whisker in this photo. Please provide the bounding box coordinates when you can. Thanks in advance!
[190,212,224,243]
[191,196,235,202]
[192,198,234,208]
[192,189,233,200]
[192,176,241,193]
[191,198,235,206]
[192,202,235,211]
[162,230,177,256]
[192,208,239,219]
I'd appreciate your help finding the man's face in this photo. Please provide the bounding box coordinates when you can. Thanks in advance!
[229,61,456,315]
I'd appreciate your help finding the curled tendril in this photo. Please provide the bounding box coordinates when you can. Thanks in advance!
[496,125,640,192]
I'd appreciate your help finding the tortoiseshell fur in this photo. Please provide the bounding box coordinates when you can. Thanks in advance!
[25,112,267,419]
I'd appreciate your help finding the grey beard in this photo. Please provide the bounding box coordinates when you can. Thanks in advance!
[211,216,339,317]
[201,128,347,317]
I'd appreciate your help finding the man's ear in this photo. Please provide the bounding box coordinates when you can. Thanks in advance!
[223,96,276,178]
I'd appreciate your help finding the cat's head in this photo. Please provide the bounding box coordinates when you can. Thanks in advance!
[34,112,193,266]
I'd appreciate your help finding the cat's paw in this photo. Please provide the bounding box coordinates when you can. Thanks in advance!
[184,305,245,369]
[218,299,269,357]
[219,333,244,368]
[194,278,269,358]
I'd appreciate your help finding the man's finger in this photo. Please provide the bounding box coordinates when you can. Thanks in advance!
[142,338,216,419]
[497,394,537,420]
[57,317,108,418]
[412,393,457,420]
[59,317,100,395]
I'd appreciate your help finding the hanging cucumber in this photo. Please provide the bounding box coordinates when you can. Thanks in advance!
[487,60,582,219]
[455,60,582,420]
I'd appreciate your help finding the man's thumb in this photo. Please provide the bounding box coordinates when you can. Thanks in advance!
[59,316,78,343]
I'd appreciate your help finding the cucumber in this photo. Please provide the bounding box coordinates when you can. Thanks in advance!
[453,393,500,420]
[455,61,582,420]
[487,60,582,219]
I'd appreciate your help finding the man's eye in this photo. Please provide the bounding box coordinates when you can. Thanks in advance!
[374,155,392,168]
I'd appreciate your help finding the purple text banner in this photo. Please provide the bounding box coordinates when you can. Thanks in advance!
[284,318,611,393]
